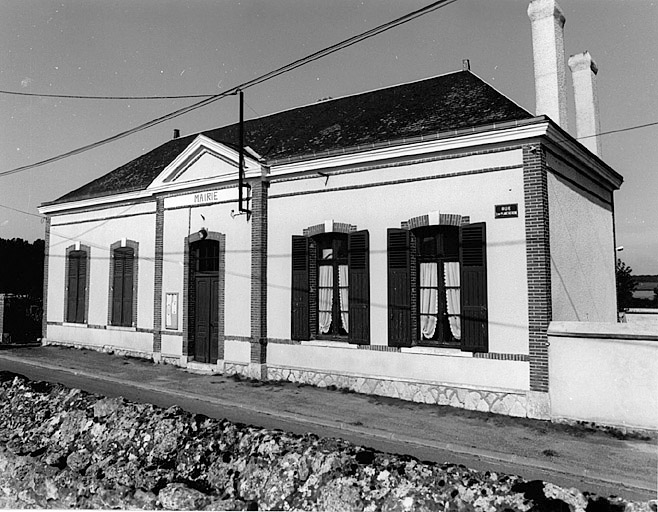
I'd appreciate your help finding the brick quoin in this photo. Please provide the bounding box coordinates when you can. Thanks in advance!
[523,144,552,393]
[152,198,164,354]
[250,177,268,366]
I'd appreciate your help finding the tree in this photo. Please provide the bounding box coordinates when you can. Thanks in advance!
[615,258,637,311]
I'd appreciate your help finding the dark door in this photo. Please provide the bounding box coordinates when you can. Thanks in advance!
[194,275,219,363]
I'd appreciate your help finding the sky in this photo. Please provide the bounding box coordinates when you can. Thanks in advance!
[1,0,656,274]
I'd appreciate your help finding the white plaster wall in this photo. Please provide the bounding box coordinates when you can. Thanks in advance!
[548,172,617,322]
[625,309,658,328]
[224,339,251,364]
[162,195,251,340]
[268,343,529,391]
[161,334,183,357]
[47,211,156,334]
[267,150,529,356]
[548,321,658,430]
[47,324,153,354]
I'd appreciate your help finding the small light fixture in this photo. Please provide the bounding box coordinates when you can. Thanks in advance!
[199,228,208,240]
[616,246,624,252]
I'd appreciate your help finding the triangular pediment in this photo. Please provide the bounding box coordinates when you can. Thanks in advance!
[147,135,260,191]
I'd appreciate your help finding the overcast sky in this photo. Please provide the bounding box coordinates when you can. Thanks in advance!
[1,0,656,274]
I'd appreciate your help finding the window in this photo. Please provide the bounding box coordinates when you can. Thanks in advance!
[291,230,369,344]
[316,234,349,336]
[416,226,461,346]
[387,223,488,352]
[192,239,219,273]
[111,247,135,326]
[66,249,88,323]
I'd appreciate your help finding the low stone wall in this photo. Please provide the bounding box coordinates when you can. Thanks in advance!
[548,321,658,431]
[0,371,652,511]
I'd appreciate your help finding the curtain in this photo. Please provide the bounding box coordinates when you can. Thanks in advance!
[444,261,461,340]
[318,265,333,334]
[338,264,349,333]
[419,262,438,339]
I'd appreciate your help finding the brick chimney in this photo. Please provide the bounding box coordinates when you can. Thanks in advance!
[568,51,601,157]
[528,0,568,130]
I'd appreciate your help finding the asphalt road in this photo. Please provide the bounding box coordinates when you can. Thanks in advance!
[0,352,655,501]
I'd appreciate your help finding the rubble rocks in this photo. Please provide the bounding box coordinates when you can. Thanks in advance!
[0,372,653,511]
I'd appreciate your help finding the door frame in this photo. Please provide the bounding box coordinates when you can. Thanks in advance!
[182,231,226,363]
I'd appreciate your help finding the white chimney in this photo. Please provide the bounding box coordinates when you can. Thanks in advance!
[568,51,602,157]
[528,0,568,130]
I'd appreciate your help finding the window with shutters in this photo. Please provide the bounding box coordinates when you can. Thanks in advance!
[387,223,488,352]
[110,247,135,327]
[291,229,369,344]
[65,248,88,324]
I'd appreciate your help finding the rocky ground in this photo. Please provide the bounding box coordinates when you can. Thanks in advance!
[0,371,654,511]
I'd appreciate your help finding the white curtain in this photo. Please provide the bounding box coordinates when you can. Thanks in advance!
[444,261,461,340]
[419,262,438,339]
[338,264,349,333]
[318,266,333,334]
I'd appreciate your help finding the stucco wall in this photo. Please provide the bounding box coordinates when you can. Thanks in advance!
[267,149,529,357]
[548,321,658,430]
[547,170,616,322]
[162,191,252,340]
[46,204,156,351]
[268,342,529,391]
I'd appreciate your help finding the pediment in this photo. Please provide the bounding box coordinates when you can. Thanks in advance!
[147,135,260,191]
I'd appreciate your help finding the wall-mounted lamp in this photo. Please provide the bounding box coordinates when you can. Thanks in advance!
[199,227,208,240]
[616,246,624,252]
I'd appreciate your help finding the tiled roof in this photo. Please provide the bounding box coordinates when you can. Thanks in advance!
[54,70,532,204]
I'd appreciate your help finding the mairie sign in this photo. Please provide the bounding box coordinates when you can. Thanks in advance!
[193,190,220,204]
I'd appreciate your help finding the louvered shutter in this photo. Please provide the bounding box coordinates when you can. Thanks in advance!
[75,252,87,323]
[122,249,134,326]
[348,230,370,345]
[460,223,488,353]
[387,229,412,347]
[112,251,124,325]
[291,236,309,340]
[66,254,79,323]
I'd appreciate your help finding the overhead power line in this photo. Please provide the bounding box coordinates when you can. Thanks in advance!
[0,0,459,179]
[0,89,215,100]
[0,203,45,219]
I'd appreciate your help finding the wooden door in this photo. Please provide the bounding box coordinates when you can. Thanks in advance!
[194,275,218,363]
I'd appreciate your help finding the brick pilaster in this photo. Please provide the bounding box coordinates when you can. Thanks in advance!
[153,198,164,354]
[250,176,268,368]
[42,216,51,340]
[523,144,552,392]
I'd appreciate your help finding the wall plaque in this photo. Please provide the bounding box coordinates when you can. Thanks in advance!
[495,203,518,219]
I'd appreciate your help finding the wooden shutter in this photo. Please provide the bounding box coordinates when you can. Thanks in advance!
[111,251,124,326]
[75,252,87,323]
[122,249,134,326]
[66,253,79,323]
[348,230,370,345]
[460,223,488,353]
[387,229,412,347]
[291,236,309,340]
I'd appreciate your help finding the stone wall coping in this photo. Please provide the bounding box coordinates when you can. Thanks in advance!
[548,321,658,343]
[627,308,658,315]
[400,346,473,358]
[300,339,359,350]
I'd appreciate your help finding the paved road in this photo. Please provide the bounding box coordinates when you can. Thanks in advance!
[0,346,655,501]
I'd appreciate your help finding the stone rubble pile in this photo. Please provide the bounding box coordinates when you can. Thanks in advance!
[0,372,653,511]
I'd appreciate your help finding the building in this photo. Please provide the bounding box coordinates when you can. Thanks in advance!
[39,0,623,420]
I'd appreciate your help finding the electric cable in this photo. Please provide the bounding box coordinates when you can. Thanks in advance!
[0,0,459,179]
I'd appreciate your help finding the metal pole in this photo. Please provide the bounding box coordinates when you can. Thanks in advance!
[238,90,244,211]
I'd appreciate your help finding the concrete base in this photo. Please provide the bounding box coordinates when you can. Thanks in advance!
[526,390,551,420]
